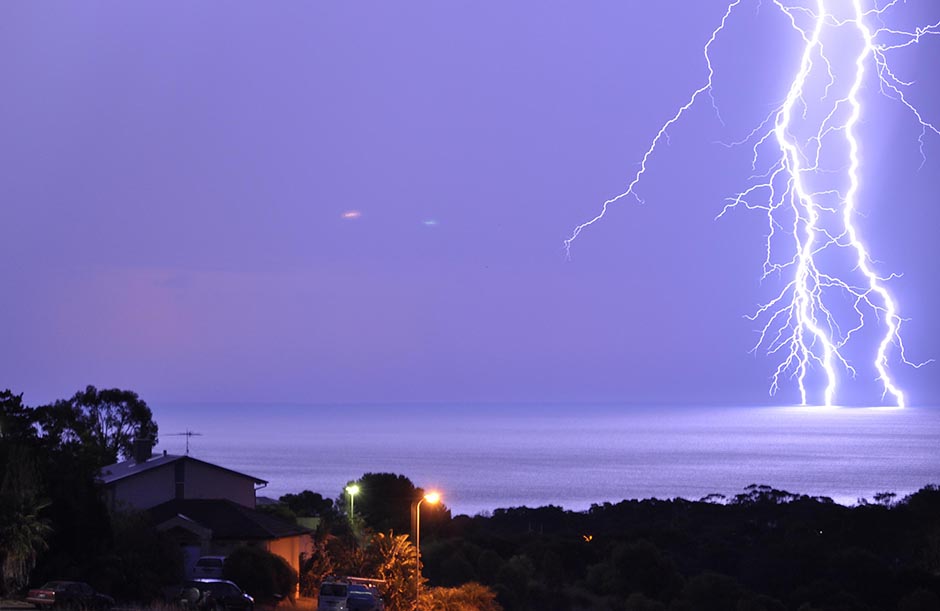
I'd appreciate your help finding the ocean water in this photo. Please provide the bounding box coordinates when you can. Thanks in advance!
[151,404,940,516]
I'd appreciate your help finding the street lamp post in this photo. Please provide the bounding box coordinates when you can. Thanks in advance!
[414,491,440,608]
[345,484,360,521]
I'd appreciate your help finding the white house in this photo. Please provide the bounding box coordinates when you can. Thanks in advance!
[99,451,264,511]
[98,445,312,582]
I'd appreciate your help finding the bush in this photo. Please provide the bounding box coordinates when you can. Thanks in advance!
[222,546,297,603]
[424,582,502,611]
[97,510,183,602]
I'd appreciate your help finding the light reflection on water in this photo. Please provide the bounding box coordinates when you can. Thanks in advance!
[152,404,940,515]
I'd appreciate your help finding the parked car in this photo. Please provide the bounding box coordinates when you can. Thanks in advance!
[317,578,385,611]
[316,581,348,611]
[346,584,384,611]
[177,579,254,611]
[26,581,115,610]
[191,556,227,579]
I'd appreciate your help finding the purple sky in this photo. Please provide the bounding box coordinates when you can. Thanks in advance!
[3,1,939,407]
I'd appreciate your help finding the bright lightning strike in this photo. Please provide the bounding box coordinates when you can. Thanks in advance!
[565,0,938,407]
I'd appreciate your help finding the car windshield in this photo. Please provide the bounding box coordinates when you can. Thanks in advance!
[40,582,70,591]
[197,558,223,567]
[319,584,347,597]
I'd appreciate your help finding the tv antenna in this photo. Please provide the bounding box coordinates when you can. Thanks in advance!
[167,430,203,455]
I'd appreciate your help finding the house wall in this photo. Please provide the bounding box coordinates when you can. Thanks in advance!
[265,534,313,594]
[109,464,176,510]
[105,457,258,510]
[181,460,256,508]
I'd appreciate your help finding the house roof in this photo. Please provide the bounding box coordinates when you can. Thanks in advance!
[149,498,311,540]
[98,454,267,486]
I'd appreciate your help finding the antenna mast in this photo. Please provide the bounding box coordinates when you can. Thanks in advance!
[167,430,203,455]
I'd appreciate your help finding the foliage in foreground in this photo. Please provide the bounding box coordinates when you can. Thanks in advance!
[365,533,421,611]
[424,582,503,611]
[223,546,298,603]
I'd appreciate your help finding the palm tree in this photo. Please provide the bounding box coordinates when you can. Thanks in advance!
[365,532,422,611]
[0,493,52,595]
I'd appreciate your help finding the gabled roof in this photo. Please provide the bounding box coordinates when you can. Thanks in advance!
[149,499,311,540]
[98,454,267,486]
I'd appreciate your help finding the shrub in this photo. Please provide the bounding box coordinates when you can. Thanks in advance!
[424,582,502,611]
[222,546,297,603]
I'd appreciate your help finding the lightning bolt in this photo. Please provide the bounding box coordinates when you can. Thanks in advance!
[565,0,937,407]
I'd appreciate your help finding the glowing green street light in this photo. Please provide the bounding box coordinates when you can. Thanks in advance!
[345,484,360,519]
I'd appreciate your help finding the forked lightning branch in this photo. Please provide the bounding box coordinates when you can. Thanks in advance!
[565,0,938,408]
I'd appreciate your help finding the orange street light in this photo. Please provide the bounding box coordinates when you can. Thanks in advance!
[414,491,441,607]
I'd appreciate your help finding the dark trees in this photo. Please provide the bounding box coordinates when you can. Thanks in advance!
[0,468,51,594]
[342,473,418,534]
[1,386,162,595]
[0,391,37,441]
[96,510,183,601]
[414,487,940,611]
[342,473,450,535]
[0,392,51,594]
[280,490,338,522]
[36,385,158,465]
